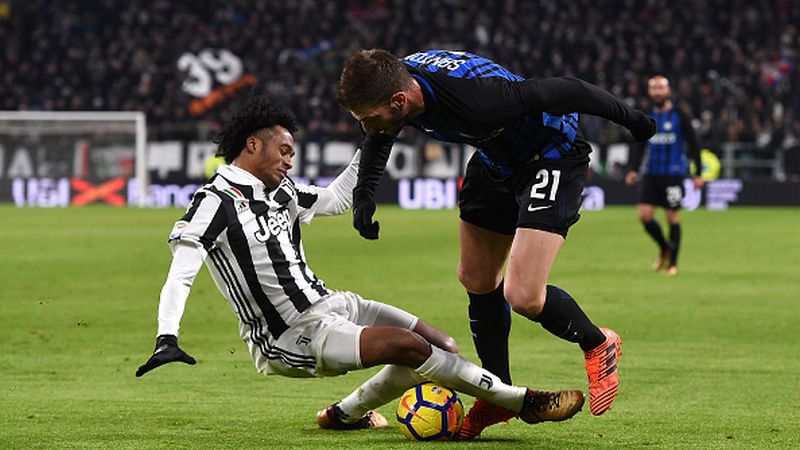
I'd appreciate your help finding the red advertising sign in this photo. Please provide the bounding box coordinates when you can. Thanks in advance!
[71,177,127,206]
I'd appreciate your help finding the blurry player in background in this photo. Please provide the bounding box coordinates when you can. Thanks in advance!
[625,76,704,275]
[135,97,585,433]
[336,49,656,438]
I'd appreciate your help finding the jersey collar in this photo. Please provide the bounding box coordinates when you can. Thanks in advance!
[217,164,265,189]
[405,65,438,112]
[412,74,438,109]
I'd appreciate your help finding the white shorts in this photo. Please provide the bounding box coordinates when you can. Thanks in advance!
[260,291,419,378]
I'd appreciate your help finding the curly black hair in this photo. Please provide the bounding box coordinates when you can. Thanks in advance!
[214,97,298,163]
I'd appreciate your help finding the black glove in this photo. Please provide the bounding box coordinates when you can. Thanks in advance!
[135,334,196,377]
[353,194,380,240]
[350,131,394,240]
[630,111,657,142]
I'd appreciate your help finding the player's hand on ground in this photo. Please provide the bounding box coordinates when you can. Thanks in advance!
[353,197,380,240]
[135,334,196,377]
[625,171,638,185]
[630,111,657,142]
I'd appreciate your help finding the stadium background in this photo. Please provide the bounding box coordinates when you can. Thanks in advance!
[1,0,799,208]
[1,2,800,449]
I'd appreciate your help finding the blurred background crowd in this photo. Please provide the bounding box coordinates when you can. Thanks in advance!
[1,0,798,160]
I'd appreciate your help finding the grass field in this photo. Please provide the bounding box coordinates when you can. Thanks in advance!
[1,204,798,449]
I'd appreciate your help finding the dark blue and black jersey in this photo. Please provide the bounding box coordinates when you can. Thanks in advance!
[353,49,655,197]
[630,107,701,177]
[401,50,579,175]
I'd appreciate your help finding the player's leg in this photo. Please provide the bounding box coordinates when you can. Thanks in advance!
[457,154,517,386]
[508,145,621,416]
[458,220,513,382]
[318,295,582,429]
[357,326,583,423]
[456,223,517,439]
[319,363,422,429]
[506,227,620,417]
[662,177,685,274]
[455,156,519,438]
[504,229,606,348]
[323,325,576,426]
[336,297,468,416]
[638,175,672,270]
[665,207,681,274]
[329,320,456,426]
[322,295,458,427]
[637,202,656,222]
[639,203,670,271]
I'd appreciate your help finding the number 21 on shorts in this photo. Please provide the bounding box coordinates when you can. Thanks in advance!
[530,169,561,201]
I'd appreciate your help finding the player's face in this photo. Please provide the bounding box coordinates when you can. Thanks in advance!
[648,78,670,106]
[350,96,406,134]
[250,126,295,189]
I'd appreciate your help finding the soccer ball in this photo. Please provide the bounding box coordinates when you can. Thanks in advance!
[395,382,464,441]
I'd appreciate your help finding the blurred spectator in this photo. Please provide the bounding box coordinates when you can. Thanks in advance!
[0,0,797,156]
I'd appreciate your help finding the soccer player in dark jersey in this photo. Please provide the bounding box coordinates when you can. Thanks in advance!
[336,49,656,438]
[625,76,704,276]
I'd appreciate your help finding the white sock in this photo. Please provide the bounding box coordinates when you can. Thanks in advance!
[415,346,526,412]
[337,364,425,423]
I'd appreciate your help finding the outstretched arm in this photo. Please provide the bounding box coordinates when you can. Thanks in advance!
[296,150,361,220]
[136,192,225,377]
[136,242,204,377]
[517,77,656,141]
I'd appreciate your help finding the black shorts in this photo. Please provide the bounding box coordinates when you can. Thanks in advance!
[459,140,591,237]
[638,175,685,209]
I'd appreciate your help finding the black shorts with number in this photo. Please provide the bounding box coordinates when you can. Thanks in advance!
[459,140,591,237]
[638,174,685,209]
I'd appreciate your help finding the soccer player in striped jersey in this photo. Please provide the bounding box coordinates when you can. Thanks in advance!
[337,49,656,437]
[135,97,585,432]
[625,76,704,275]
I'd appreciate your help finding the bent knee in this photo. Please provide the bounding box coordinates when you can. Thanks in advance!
[457,265,501,294]
[504,284,546,318]
[389,329,434,367]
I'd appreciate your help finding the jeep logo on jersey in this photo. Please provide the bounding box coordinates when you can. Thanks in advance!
[253,209,291,242]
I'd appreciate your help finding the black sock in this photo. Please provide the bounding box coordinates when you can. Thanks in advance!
[533,285,605,352]
[643,219,669,251]
[468,281,512,384]
[669,223,681,266]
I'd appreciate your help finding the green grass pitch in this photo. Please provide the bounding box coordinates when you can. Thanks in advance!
[1,205,798,449]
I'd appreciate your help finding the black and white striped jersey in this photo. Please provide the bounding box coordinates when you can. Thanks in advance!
[155,154,358,365]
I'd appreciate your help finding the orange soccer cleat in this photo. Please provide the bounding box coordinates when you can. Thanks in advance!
[584,327,622,416]
[455,398,517,440]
